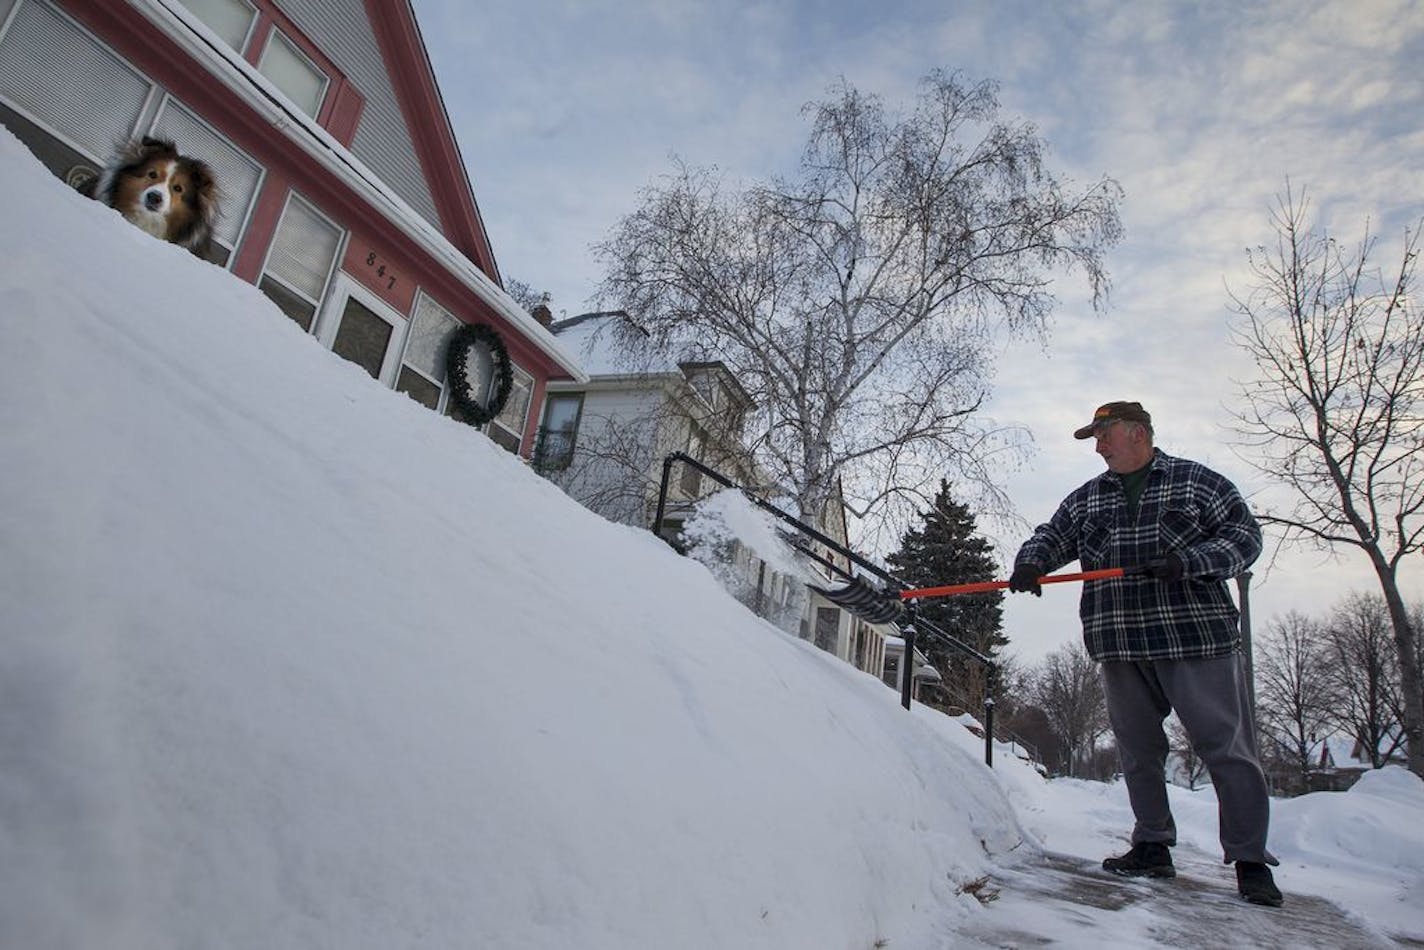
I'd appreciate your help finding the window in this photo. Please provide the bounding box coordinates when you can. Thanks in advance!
[396,294,460,410]
[396,369,441,411]
[178,0,257,50]
[679,427,705,497]
[488,364,534,454]
[258,29,327,118]
[814,607,839,653]
[688,369,725,412]
[535,393,583,472]
[0,0,155,162]
[259,194,342,330]
[149,97,263,267]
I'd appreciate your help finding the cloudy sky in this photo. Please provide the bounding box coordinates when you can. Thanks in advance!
[411,0,1424,660]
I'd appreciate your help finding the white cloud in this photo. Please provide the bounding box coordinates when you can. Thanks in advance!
[414,0,1424,651]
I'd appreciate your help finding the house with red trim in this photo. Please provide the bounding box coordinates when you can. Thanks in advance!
[0,0,585,450]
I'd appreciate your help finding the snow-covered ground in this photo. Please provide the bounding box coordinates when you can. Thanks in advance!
[1,127,1421,948]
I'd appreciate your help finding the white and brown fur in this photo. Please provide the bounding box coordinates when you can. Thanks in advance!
[88,137,220,258]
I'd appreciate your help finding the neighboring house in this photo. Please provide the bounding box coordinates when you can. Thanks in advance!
[535,311,760,534]
[536,310,887,680]
[0,0,584,452]
[1308,731,1409,792]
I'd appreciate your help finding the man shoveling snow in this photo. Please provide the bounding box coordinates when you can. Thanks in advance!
[1008,401,1282,908]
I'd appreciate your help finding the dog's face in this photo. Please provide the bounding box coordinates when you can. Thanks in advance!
[109,139,214,243]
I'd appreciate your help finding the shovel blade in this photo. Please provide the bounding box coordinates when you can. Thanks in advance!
[814,575,903,625]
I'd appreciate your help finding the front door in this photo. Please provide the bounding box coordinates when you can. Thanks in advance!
[313,275,407,386]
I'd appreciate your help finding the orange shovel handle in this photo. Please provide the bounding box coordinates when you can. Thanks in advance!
[899,567,1128,601]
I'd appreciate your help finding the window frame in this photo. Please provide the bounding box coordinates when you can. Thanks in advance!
[0,0,162,167]
[488,362,535,454]
[175,0,258,52]
[255,24,329,119]
[256,190,345,331]
[146,93,265,269]
[535,391,585,472]
[392,290,462,412]
[313,273,410,387]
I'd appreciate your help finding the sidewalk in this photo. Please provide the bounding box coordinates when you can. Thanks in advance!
[958,844,1411,948]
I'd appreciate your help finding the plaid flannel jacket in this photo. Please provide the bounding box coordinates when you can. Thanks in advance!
[1015,450,1261,662]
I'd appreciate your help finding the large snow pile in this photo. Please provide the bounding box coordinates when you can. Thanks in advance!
[0,127,1022,948]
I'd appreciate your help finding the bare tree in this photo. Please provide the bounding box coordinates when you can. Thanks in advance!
[1327,593,1405,768]
[596,70,1122,539]
[1030,642,1109,778]
[542,402,668,527]
[503,278,547,316]
[1227,185,1424,777]
[1255,611,1337,792]
[1166,715,1209,791]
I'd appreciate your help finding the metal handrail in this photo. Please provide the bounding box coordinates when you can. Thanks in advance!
[650,453,1004,765]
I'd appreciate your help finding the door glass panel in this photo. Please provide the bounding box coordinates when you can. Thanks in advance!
[331,297,392,379]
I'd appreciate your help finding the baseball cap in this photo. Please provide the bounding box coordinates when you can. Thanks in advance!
[1073,401,1152,439]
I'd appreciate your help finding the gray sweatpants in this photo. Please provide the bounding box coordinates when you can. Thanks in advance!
[1101,653,1276,865]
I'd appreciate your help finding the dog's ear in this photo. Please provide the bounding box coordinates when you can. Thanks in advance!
[139,136,179,160]
[184,157,222,227]
[116,138,147,166]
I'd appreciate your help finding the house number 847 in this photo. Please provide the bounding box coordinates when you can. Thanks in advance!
[365,251,398,291]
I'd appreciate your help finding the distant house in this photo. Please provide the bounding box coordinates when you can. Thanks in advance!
[1308,730,1409,792]
[0,0,584,452]
[536,311,888,680]
[534,311,757,534]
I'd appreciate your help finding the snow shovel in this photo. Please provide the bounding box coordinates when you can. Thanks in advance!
[816,567,1141,625]
[900,567,1139,601]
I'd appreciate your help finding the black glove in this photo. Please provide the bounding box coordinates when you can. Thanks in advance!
[1144,552,1185,583]
[1008,563,1043,596]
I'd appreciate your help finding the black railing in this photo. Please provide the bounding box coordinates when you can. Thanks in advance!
[652,452,1002,766]
[530,425,576,475]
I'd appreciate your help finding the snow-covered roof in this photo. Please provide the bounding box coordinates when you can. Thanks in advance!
[550,311,677,376]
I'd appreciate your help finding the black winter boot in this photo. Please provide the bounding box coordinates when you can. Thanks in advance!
[1236,861,1283,907]
[1102,842,1176,878]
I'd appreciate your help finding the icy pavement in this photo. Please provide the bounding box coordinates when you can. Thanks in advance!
[960,843,1415,949]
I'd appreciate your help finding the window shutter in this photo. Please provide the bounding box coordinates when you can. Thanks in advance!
[265,195,340,301]
[150,98,263,248]
[0,0,153,160]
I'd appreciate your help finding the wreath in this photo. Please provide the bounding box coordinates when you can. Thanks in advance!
[445,322,513,427]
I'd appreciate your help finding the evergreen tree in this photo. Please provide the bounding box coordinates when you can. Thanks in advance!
[885,480,1007,713]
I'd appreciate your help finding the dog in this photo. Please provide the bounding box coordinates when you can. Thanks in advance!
[88,137,220,258]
